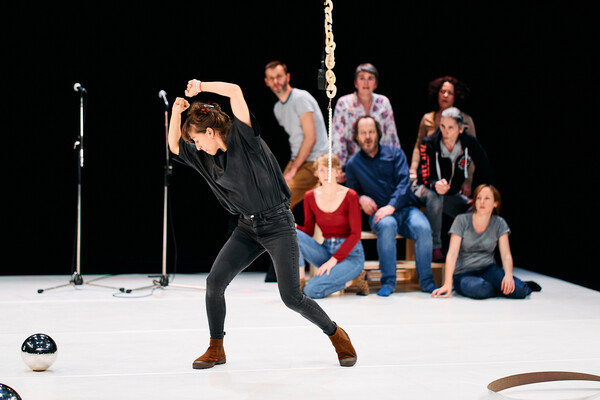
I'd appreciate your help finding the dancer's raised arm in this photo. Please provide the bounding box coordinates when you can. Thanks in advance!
[185,80,250,127]
[168,97,190,155]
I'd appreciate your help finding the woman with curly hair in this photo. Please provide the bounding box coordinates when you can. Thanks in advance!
[409,76,476,181]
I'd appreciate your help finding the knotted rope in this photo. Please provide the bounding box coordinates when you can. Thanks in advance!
[324,0,336,182]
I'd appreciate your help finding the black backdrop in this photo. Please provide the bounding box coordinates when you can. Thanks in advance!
[5,2,597,291]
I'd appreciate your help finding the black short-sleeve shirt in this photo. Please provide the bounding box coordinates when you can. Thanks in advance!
[172,113,291,215]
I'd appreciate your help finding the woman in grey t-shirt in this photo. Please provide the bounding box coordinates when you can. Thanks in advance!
[432,185,536,299]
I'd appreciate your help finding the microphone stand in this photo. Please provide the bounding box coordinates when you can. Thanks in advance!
[38,84,126,294]
[128,91,204,292]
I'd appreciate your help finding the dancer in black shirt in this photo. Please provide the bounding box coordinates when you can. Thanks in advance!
[169,80,356,369]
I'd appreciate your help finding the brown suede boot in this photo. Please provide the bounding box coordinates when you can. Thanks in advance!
[193,338,226,369]
[328,325,357,367]
[350,271,369,296]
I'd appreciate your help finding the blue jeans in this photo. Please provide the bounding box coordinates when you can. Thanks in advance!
[297,229,365,299]
[205,203,337,338]
[369,206,437,292]
[453,264,532,299]
[418,187,469,249]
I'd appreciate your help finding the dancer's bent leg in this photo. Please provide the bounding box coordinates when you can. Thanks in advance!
[206,224,265,339]
[260,210,337,335]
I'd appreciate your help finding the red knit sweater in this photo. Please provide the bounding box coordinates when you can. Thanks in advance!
[297,188,362,261]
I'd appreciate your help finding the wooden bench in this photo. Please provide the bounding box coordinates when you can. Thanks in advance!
[359,230,414,260]
[308,229,444,293]
[346,231,445,293]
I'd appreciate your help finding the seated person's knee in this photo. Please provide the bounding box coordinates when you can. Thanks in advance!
[373,215,397,233]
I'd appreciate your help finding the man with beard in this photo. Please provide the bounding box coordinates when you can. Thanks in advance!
[264,61,329,211]
[345,116,438,296]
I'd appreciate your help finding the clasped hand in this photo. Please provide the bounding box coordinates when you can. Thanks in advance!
[359,196,395,223]
[172,97,190,114]
[435,179,450,195]
[185,79,201,97]
[172,79,202,114]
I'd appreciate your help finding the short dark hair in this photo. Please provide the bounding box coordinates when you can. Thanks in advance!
[265,60,288,75]
[354,63,379,82]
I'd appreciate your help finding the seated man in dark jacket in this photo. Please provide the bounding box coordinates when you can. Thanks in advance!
[415,107,493,261]
[346,116,438,296]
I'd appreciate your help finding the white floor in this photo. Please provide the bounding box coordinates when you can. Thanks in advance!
[1,269,599,400]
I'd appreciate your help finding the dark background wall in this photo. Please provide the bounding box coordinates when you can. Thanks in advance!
[4,2,597,291]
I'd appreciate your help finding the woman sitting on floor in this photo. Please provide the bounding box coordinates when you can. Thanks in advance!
[432,184,540,299]
[296,154,368,298]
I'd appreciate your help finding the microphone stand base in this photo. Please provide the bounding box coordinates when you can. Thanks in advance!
[37,273,128,294]
[127,274,205,292]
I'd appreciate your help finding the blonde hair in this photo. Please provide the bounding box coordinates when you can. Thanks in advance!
[313,153,341,172]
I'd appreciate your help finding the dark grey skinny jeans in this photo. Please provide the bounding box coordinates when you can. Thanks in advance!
[205,203,337,339]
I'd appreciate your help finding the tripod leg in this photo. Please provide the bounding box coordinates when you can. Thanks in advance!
[84,274,129,291]
[126,274,205,292]
[37,282,74,294]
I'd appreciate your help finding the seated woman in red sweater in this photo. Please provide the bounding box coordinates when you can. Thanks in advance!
[296,154,367,298]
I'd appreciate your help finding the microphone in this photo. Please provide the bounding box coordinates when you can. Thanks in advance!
[73,83,86,92]
[317,60,326,91]
[158,90,168,106]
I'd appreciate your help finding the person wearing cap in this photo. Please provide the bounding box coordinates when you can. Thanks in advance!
[414,107,493,262]
[331,63,400,182]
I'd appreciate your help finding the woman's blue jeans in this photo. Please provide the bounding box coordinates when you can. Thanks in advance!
[369,206,437,293]
[453,263,532,299]
[297,229,365,299]
[205,204,337,339]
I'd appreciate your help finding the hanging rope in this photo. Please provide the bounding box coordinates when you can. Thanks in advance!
[324,0,336,182]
